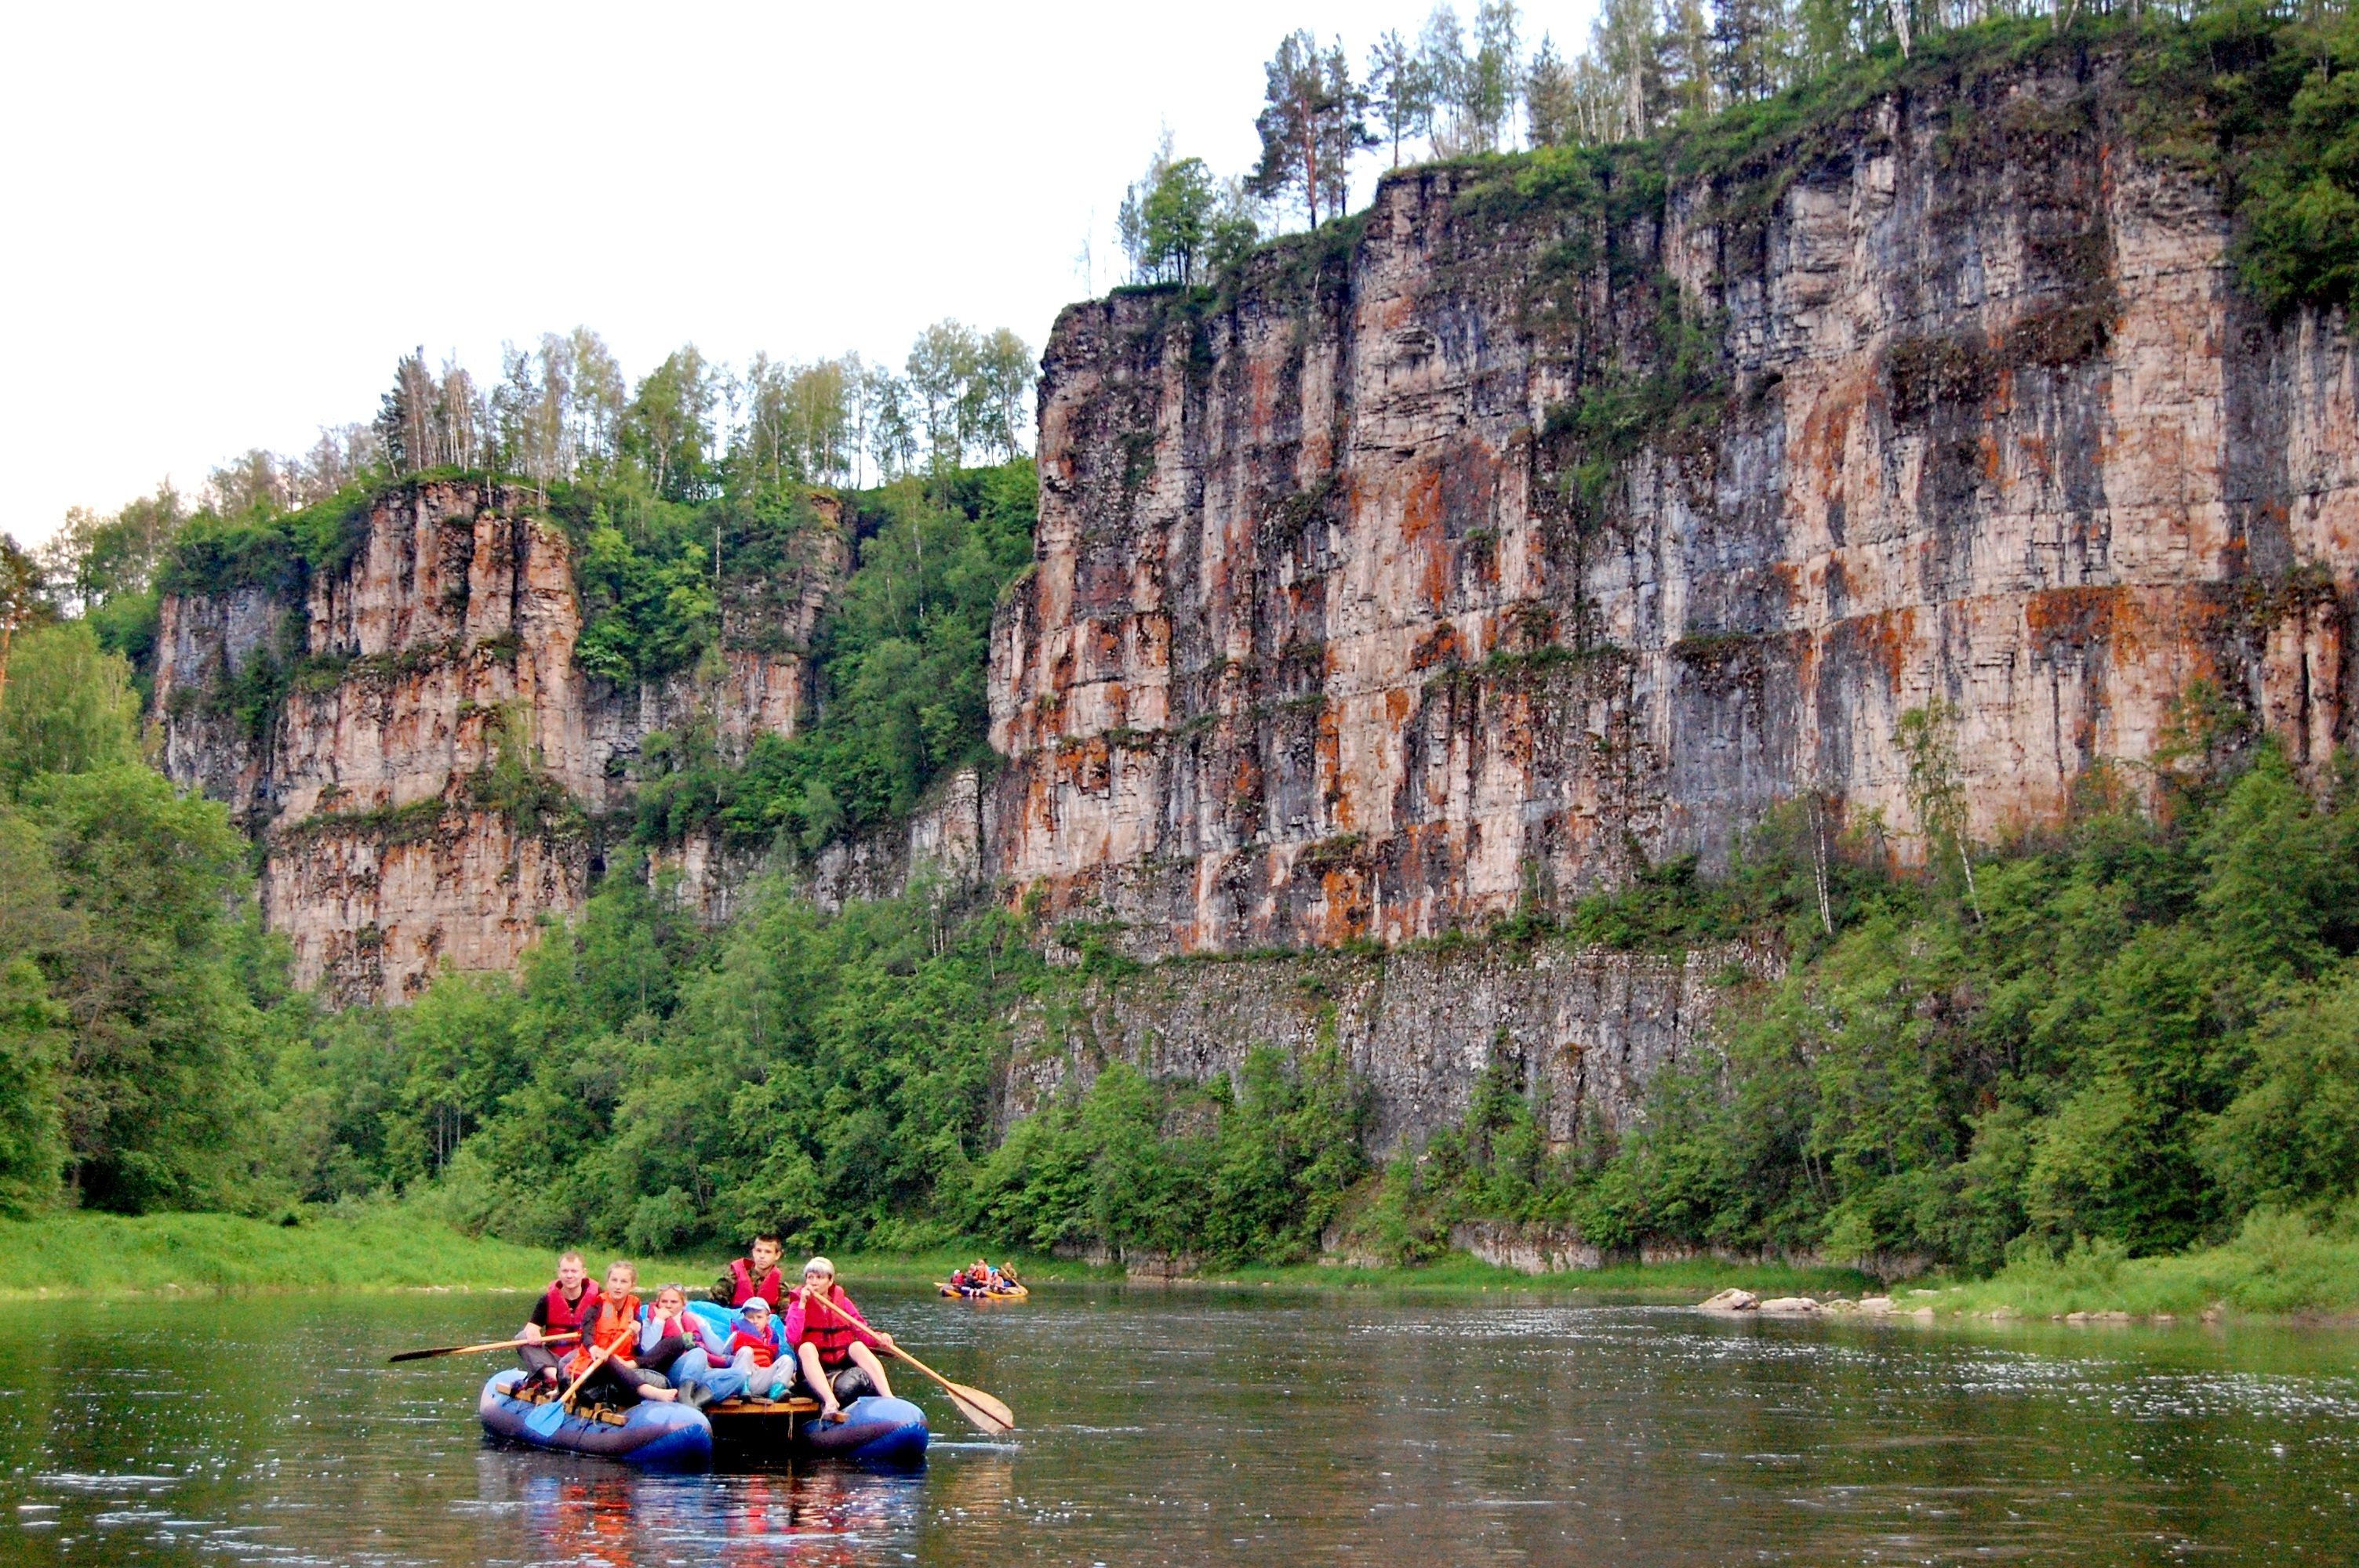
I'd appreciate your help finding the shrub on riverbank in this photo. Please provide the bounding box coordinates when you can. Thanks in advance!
[1935,1206,2359,1320]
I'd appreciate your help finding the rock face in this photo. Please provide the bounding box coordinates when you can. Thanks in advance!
[988,51,2359,956]
[1003,941,1768,1156]
[154,479,843,1003]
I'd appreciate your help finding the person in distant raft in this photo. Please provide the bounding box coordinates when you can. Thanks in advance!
[564,1260,680,1407]
[784,1255,896,1421]
[714,1232,787,1308]
[517,1250,601,1391]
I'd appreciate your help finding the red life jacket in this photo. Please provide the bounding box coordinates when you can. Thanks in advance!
[565,1293,642,1377]
[729,1258,785,1308]
[727,1321,780,1368]
[541,1279,600,1332]
[645,1308,699,1347]
[797,1286,868,1369]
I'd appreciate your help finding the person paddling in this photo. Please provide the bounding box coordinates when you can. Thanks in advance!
[518,1251,600,1392]
[564,1261,679,1408]
[714,1232,787,1308]
[785,1255,896,1421]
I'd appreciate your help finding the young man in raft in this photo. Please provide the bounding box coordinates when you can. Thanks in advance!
[784,1255,899,1421]
[711,1232,787,1308]
[516,1250,600,1392]
[564,1260,681,1407]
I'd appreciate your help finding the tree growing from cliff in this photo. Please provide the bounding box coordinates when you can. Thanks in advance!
[1246,31,1371,229]
[1419,2,1524,154]
[1710,0,1791,103]
[1896,702,1981,923]
[1524,33,1577,146]
[1118,135,1261,286]
[623,347,720,502]
[1366,29,1434,164]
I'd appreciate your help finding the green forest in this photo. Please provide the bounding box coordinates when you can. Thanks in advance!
[6,3,2359,1308]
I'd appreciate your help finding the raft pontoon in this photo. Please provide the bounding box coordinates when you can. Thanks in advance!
[478,1370,714,1470]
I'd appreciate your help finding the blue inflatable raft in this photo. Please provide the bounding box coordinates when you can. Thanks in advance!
[708,1394,930,1467]
[478,1369,714,1471]
[684,1299,929,1466]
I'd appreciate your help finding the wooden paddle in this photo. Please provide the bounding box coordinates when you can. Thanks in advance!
[388,1332,577,1363]
[801,1286,1016,1436]
[525,1331,627,1439]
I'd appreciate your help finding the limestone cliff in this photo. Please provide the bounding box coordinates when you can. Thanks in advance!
[988,49,2358,956]
[1004,941,1774,1160]
[154,479,841,1003]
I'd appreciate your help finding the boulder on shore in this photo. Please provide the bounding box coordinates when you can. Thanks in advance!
[1756,1297,1823,1315]
[1698,1288,1758,1312]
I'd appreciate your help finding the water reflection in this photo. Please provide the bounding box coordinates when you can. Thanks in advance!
[478,1453,928,1566]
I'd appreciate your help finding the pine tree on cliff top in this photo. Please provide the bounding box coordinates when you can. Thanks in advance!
[1247,31,1372,229]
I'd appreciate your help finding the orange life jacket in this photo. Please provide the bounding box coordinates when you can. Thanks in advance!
[565,1293,642,1377]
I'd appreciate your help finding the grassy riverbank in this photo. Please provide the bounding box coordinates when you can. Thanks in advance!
[0,1210,1859,1301]
[12,1207,2357,1322]
[0,1211,562,1295]
[1913,1210,2359,1322]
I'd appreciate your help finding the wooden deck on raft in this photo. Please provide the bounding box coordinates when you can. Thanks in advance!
[705,1394,825,1443]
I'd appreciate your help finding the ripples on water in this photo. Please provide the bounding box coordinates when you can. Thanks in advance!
[2,1288,2355,1564]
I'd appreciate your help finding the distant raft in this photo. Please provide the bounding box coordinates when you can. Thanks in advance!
[478,1370,714,1471]
[936,1281,1030,1301]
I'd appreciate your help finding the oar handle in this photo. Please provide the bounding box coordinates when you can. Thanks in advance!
[387,1331,578,1363]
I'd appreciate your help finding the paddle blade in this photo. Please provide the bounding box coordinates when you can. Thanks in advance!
[945,1381,1013,1428]
[940,1381,1015,1435]
[524,1395,572,1439]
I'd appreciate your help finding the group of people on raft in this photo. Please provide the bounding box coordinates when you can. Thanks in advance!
[516,1234,897,1423]
[947,1259,1022,1294]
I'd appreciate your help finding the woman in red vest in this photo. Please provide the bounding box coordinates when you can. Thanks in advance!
[782,1256,897,1421]
[516,1251,600,1391]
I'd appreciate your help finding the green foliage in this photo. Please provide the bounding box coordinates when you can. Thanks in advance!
[1557,739,2359,1272]
[0,623,140,792]
[1118,147,1258,286]
[311,877,1038,1254]
[631,460,1038,848]
[0,630,313,1218]
[968,1043,1365,1265]
[154,485,375,599]
[1938,1202,2359,1319]
[2149,2,2359,315]
[0,815,65,1214]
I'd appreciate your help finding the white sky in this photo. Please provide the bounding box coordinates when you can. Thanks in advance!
[2,0,1602,543]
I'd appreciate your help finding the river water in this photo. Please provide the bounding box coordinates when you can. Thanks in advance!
[2,1284,2354,1565]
